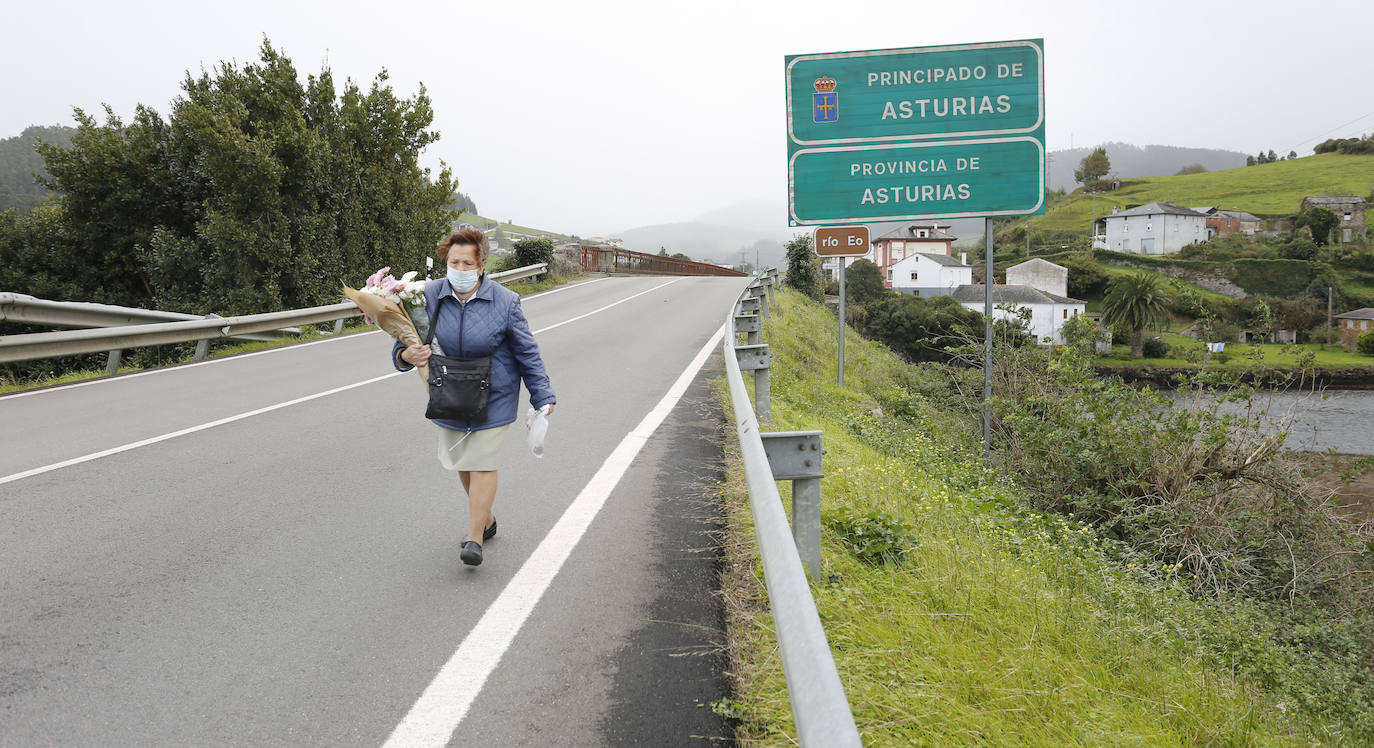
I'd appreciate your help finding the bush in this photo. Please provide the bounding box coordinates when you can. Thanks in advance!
[512,238,555,268]
[1359,331,1374,355]
[1141,336,1170,358]
[1059,252,1109,299]
[824,507,917,565]
[1280,237,1319,260]
[784,234,821,300]
[857,294,982,363]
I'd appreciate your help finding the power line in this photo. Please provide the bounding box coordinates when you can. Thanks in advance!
[1282,108,1374,155]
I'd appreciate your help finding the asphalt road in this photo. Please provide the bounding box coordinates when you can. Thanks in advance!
[0,275,750,746]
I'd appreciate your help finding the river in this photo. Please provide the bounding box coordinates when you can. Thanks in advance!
[1173,389,1374,455]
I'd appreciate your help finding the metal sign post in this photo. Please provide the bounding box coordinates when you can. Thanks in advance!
[983,218,993,456]
[814,226,871,387]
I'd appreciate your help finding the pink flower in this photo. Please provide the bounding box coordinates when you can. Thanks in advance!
[365,266,392,289]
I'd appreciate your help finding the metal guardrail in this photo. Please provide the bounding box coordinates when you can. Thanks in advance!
[724,268,862,747]
[579,246,746,277]
[0,293,301,341]
[0,263,550,367]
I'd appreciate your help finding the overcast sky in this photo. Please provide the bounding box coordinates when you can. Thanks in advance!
[5,0,1372,237]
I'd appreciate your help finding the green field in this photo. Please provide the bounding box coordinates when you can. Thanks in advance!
[1031,153,1374,232]
[455,212,575,243]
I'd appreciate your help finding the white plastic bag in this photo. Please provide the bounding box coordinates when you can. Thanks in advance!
[525,404,551,458]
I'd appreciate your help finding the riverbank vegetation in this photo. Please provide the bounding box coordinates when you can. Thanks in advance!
[720,287,1374,745]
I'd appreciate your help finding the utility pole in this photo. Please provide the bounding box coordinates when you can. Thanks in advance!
[1328,286,1334,347]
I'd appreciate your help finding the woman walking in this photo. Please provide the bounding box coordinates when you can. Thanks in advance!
[394,228,555,567]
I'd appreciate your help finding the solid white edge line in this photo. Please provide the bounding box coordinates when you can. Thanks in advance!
[0,277,616,401]
[381,321,727,748]
[0,278,683,485]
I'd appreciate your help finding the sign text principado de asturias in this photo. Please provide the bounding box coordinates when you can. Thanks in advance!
[786,39,1045,225]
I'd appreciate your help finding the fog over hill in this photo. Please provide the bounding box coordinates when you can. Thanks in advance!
[1048,142,1249,191]
[612,143,1255,263]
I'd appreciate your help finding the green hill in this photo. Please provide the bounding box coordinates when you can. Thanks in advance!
[1031,153,1374,233]
[455,212,575,244]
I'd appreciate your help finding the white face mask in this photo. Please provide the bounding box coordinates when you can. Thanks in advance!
[447,267,480,293]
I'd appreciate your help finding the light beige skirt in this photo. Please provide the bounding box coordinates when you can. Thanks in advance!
[436,424,511,472]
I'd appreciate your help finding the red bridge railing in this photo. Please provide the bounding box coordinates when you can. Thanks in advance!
[579,246,746,277]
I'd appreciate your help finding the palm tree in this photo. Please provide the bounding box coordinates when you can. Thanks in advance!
[1101,271,1171,358]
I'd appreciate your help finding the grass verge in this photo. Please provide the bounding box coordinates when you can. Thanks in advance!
[719,287,1363,745]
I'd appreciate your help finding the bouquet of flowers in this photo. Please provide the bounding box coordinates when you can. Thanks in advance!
[343,267,437,382]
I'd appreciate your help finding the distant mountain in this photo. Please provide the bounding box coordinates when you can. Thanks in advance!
[614,200,797,268]
[0,125,75,213]
[1049,142,1248,191]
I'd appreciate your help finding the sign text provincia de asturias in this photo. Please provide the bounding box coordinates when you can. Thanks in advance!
[785,39,1045,225]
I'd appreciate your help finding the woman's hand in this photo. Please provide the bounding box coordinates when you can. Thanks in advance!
[401,344,432,367]
[545,404,555,416]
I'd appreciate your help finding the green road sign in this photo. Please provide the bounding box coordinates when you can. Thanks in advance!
[786,39,1044,226]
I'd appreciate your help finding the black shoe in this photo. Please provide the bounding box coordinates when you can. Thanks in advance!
[483,518,498,542]
[460,540,483,566]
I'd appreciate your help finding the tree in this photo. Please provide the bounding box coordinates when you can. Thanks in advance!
[856,294,981,362]
[844,259,886,305]
[1358,331,1374,356]
[513,237,554,268]
[1175,163,1207,175]
[1267,149,1278,163]
[1246,155,1256,166]
[1288,150,1298,160]
[1073,147,1110,185]
[1059,252,1109,299]
[1101,271,1171,359]
[784,233,820,300]
[22,39,454,315]
[1295,207,1339,246]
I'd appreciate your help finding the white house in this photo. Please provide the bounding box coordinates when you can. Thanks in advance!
[951,285,1086,345]
[890,252,972,297]
[1006,258,1067,297]
[1098,201,1207,255]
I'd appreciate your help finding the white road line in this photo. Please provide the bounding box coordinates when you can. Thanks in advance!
[381,322,726,748]
[531,278,680,334]
[0,372,403,487]
[0,279,680,485]
[0,277,614,402]
[0,331,383,401]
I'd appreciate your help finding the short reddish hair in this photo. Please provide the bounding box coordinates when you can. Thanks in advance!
[436,228,490,263]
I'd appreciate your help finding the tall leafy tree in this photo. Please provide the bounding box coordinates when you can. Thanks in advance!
[1101,271,1171,358]
[784,233,820,300]
[844,258,886,306]
[1295,206,1339,246]
[23,38,454,314]
[1073,147,1110,185]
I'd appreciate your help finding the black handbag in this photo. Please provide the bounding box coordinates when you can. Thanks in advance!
[422,302,491,422]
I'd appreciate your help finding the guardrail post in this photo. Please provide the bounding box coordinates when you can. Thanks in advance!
[735,313,761,346]
[333,319,345,335]
[106,349,122,375]
[734,343,771,424]
[750,281,770,320]
[761,431,825,580]
[763,273,776,307]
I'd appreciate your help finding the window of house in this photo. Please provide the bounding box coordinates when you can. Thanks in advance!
[1063,309,1068,319]
[1146,223,1152,231]
[1364,320,1370,330]
[886,268,893,281]
[910,272,919,280]
[1345,212,1353,222]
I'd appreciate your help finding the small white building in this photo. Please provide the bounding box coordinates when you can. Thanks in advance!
[890,252,972,297]
[1098,201,1207,255]
[951,285,1086,345]
[1006,258,1068,298]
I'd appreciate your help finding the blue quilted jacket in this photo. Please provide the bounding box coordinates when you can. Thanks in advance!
[392,275,555,431]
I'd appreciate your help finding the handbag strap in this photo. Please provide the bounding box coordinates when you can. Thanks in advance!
[423,295,445,347]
